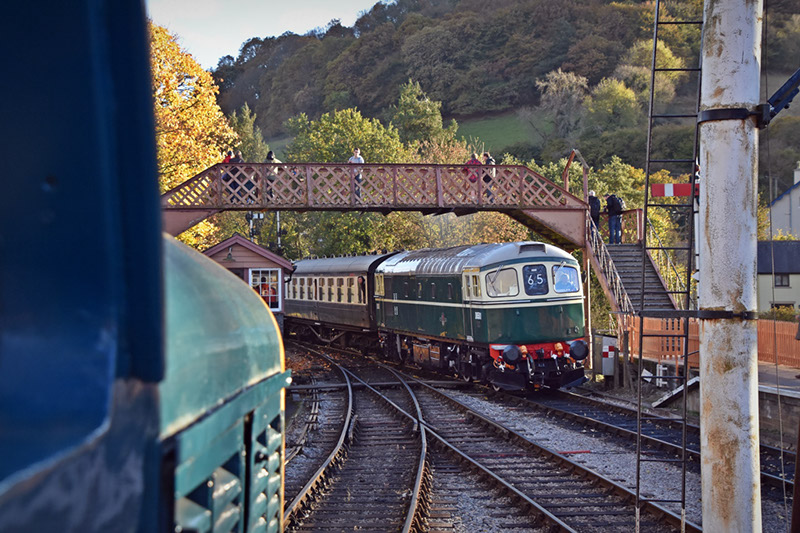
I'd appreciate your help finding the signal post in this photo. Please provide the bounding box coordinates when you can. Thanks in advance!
[698,0,763,530]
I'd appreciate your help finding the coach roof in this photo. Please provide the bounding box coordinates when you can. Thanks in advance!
[292,253,394,276]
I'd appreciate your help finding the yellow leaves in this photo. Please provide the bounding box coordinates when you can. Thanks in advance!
[149,21,237,196]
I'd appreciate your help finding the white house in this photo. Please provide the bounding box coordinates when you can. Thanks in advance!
[757,240,800,311]
[769,162,800,238]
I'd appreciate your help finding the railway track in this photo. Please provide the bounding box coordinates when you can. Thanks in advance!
[332,351,696,531]
[283,348,426,532]
[513,388,795,492]
[404,379,695,532]
[284,365,350,507]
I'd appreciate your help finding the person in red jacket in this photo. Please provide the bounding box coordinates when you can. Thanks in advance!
[465,153,481,183]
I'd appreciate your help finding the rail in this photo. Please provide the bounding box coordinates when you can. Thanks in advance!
[283,359,353,525]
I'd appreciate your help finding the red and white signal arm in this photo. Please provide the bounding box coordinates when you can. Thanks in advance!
[651,183,700,197]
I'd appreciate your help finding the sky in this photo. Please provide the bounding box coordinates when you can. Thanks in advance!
[145,0,383,70]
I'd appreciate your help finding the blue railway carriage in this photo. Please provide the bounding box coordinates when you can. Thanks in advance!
[0,2,290,531]
[376,242,589,391]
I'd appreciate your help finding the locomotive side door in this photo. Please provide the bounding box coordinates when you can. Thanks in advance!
[461,269,479,342]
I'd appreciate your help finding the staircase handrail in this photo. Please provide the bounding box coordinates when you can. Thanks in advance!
[588,220,635,316]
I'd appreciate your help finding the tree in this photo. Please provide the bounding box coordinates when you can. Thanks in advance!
[584,78,641,133]
[150,22,238,248]
[389,79,457,145]
[278,108,409,257]
[209,103,273,243]
[613,40,685,108]
[534,69,589,140]
[285,108,406,163]
[229,103,270,161]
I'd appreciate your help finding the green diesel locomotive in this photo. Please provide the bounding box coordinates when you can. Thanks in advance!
[285,242,588,391]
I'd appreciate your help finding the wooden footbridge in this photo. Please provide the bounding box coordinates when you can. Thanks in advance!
[162,162,590,248]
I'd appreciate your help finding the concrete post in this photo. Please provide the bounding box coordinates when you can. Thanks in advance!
[698,1,763,531]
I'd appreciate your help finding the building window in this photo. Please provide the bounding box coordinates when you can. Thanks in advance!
[251,268,280,310]
[775,274,790,287]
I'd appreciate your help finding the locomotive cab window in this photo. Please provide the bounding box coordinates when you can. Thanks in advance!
[552,264,580,293]
[471,275,481,298]
[485,268,519,297]
[375,274,385,296]
[522,265,548,295]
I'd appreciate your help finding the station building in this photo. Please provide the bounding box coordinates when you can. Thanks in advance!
[203,233,294,329]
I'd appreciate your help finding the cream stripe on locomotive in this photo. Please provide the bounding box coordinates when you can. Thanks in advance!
[375,297,583,309]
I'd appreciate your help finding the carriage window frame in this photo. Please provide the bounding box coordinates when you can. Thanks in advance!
[485,268,519,298]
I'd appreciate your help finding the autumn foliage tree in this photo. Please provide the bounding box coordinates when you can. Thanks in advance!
[150,22,237,247]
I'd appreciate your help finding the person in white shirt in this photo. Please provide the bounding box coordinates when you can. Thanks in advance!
[347,147,364,198]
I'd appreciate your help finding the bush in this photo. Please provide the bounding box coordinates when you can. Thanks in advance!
[759,306,799,323]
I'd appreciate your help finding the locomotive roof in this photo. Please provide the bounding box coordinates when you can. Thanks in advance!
[292,253,393,275]
[377,242,575,276]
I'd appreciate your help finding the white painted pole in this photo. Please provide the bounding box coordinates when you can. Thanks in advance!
[699,1,763,531]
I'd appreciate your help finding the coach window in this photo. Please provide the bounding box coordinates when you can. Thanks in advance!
[357,276,366,303]
[337,278,343,302]
[299,278,305,299]
[328,278,334,301]
[447,283,454,300]
[486,268,519,298]
[552,264,580,293]
[347,278,354,303]
[417,282,423,299]
[430,283,436,299]
[403,282,410,298]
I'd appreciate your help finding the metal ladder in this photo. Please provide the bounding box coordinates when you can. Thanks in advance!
[635,1,703,529]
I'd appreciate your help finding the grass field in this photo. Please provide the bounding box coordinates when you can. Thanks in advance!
[266,136,292,159]
[267,109,546,160]
[455,111,533,154]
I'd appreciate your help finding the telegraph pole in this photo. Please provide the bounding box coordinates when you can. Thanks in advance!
[698,0,763,530]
